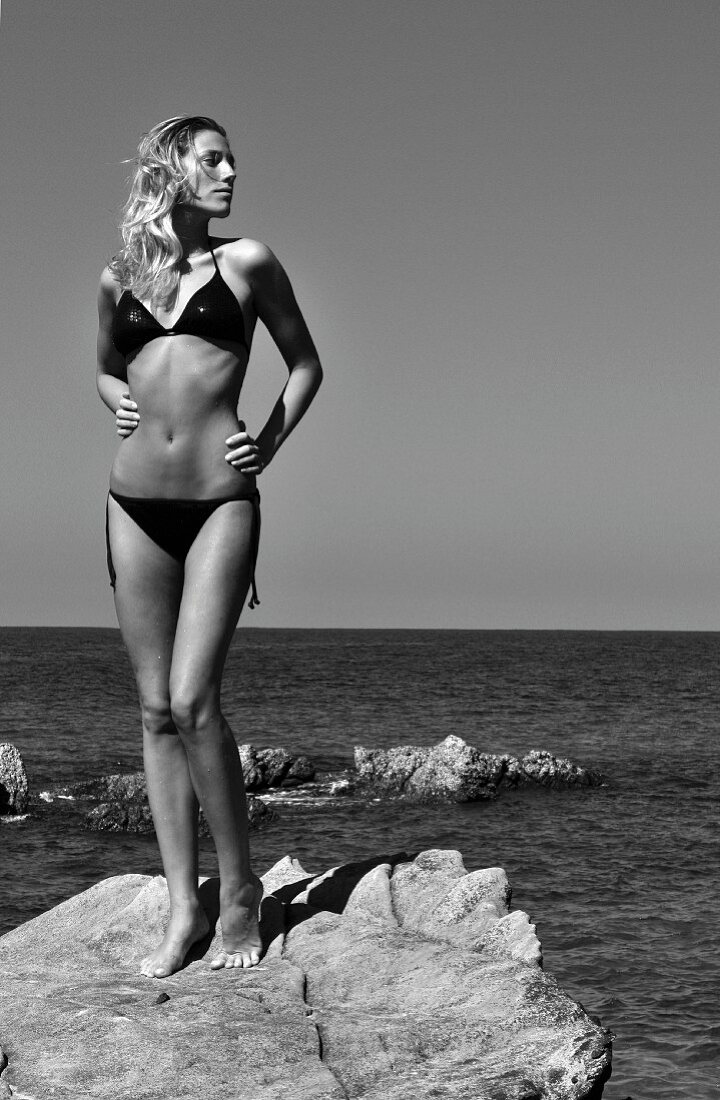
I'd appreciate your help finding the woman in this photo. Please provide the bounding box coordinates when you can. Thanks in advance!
[96,116,322,978]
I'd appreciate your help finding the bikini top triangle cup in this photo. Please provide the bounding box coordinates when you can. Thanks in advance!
[112,248,248,357]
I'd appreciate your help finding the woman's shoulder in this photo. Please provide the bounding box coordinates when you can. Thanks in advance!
[213,236,278,273]
[98,264,124,305]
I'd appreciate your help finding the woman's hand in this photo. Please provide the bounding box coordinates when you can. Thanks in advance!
[225,420,266,474]
[116,393,139,437]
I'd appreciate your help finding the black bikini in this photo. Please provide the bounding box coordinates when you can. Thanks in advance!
[106,491,261,607]
[111,247,248,356]
[107,247,260,606]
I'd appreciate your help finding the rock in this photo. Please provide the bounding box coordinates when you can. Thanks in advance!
[281,754,316,787]
[355,743,428,795]
[71,772,148,803]
[237,741,263,788]
[258,747,294,786]
[67,746,315,804]
[0,849,612,1099]
[517,749,605,788]
[238,795,276,831]
[354,735,604,802]
[239,744,316,790]
[0,744,29,815]
[84,802,155,834]
[54,743,317,835]
[411,735,506,800]
[85,794,275,834]
[0,874,339,1099]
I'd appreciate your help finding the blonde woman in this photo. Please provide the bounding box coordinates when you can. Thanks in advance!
[96,116,322,978]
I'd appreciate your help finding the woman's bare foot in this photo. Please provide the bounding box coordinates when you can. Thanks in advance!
[140,902,210,979]
[210,875,263,970]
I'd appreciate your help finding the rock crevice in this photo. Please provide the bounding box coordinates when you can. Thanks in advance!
[300,973,350,1100]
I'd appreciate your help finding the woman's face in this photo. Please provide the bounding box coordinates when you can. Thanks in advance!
[179,129,236,217]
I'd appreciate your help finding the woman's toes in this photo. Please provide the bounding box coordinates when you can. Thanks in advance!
[223,951,248,968]
[210,942,262,972]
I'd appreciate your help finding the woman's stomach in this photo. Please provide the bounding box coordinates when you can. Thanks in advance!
[110,408,256,499]
[110,343,254,499]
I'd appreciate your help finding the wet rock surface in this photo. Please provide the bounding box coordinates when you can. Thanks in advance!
[355,735,605,802]
[0,743,29,815]
[0,848,612,1099]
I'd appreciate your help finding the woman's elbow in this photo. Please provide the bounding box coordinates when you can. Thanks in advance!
[292,357,323,393]
[96,364,112,393]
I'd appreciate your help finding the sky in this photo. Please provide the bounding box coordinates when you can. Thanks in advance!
[2,0,720,629]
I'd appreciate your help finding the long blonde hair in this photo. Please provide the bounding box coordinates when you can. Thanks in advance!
[109,115,227,303]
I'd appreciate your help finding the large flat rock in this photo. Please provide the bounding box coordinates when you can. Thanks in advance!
[0,851,612,1099]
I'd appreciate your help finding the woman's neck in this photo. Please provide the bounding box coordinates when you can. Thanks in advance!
[172,209,212,261]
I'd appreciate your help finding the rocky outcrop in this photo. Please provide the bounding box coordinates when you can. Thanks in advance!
[355,735,605,802]
[0,848,612,1099]
[0,743,28,815]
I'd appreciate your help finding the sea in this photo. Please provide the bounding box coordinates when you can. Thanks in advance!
[0,627,717,1099]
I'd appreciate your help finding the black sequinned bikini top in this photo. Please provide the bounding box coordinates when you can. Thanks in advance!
[112,247,248,357]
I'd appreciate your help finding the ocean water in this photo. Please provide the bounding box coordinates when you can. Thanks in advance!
[0,627,717,1099]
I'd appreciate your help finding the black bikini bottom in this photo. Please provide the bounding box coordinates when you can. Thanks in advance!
[106,490,261,607]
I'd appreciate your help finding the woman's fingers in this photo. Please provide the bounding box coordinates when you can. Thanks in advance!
[116,393,139,435]
[224,427,263,471]
[224,430,251,447]
[224,445,263,471]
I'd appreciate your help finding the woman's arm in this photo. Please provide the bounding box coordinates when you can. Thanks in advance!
[225,243,323,472]
[96,268,139,436]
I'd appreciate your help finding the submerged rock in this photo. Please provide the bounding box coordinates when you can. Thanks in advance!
[66,744,315,804]
[55,744,314,833]
[85,801,155,834]
[71,772,148,803]
[0,743,29,815]
[0,848,612,1099]
[355,735,604,802]
[84,794,275,834]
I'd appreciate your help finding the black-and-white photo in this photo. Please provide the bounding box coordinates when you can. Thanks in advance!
[0,4,716,1098]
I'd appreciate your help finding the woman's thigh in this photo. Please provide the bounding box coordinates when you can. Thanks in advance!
[107,495,184,704]
[169,499,257,706]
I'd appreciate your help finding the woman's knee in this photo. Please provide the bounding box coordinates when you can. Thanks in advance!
[140,697,175,737]
[169,690,218,735]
